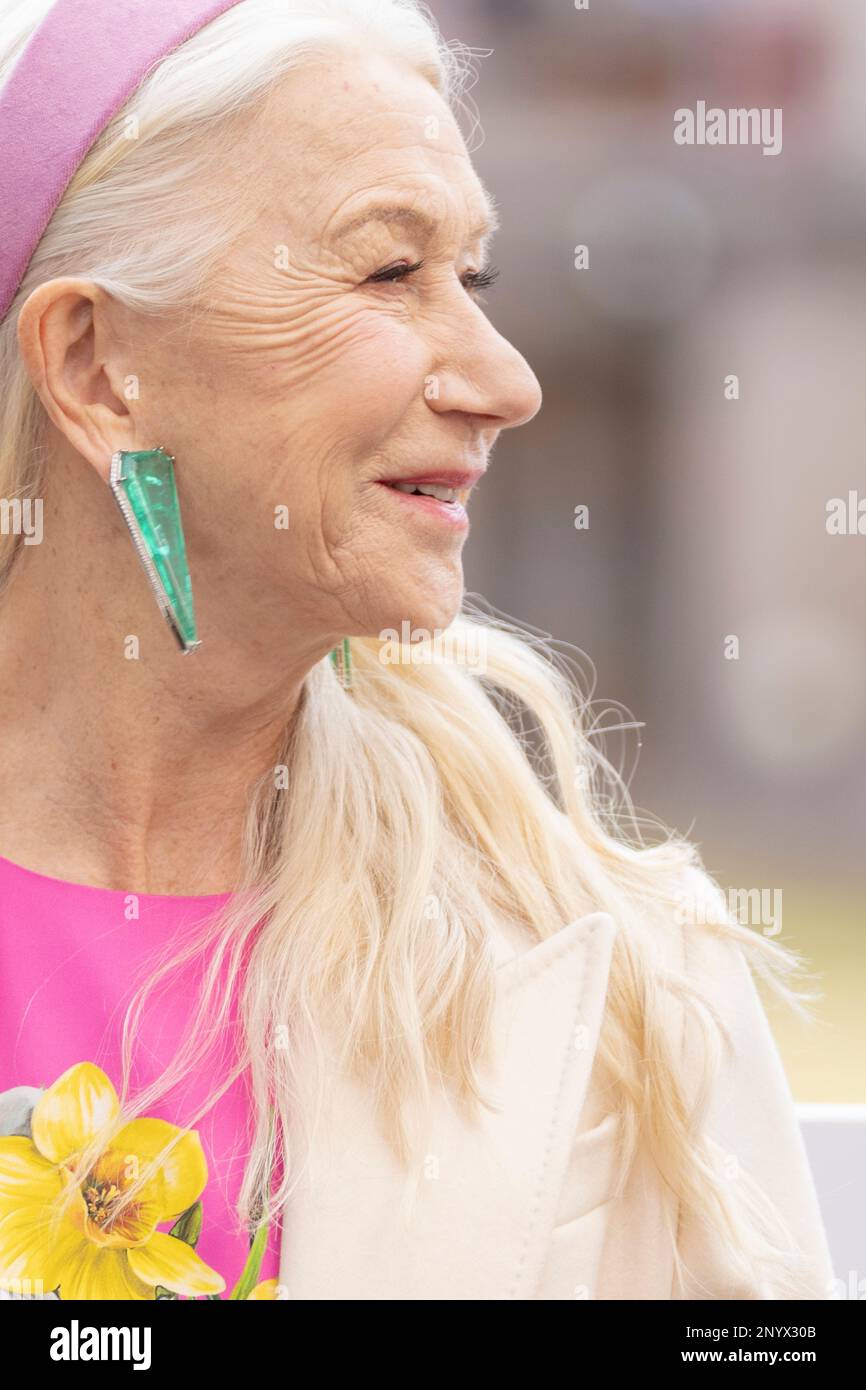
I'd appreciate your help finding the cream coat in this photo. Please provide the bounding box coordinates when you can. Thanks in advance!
[276,879,836,1301]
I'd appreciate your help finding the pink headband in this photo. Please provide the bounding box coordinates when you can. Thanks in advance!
[0,0,247,321]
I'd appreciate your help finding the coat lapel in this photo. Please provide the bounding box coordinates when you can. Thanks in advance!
[276,911,619,1300]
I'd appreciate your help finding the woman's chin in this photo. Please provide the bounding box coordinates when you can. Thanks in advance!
[367,589,464,642]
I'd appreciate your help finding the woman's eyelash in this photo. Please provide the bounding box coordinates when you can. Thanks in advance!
[365,259,500,293]
[367,259,426,283]
[461,264,500,292]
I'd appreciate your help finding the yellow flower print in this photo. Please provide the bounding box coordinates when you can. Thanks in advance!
[246,1278,279,1299]
[0,1061,225,1300]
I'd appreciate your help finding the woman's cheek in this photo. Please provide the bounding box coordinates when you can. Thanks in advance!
[336,310,430,419]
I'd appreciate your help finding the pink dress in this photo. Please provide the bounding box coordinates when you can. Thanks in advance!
[0,852,281,1300]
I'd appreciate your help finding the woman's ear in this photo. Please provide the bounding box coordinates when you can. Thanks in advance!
[16,277,137,482]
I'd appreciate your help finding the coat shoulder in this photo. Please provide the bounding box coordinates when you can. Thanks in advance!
[664,867,836,1298]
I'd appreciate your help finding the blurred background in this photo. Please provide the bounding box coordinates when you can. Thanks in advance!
[428,0,866,1113]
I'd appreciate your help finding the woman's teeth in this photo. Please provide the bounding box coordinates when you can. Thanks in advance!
[391,482,460,502]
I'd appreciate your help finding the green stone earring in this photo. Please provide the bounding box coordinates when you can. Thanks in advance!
[330,636,352,689]
[109,445,200,654]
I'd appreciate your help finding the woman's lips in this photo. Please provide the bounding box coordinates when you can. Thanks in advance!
[376,480,471,529]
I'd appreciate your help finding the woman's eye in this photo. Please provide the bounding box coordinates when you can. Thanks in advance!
[461,264,500,294]
[366,259,425,284]
[362,259,500,294]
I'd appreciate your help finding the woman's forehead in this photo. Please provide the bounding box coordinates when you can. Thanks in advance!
[254,49,466,175]
[247,59,492,249]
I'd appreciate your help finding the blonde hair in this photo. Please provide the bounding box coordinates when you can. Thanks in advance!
[0,0,821,1298]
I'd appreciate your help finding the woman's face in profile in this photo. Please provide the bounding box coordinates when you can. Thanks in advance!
[124,50,542,647]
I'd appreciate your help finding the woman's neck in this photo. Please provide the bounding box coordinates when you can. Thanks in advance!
[0,466,318,894]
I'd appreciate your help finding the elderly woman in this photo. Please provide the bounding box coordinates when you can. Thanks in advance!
[0,0,834,1302]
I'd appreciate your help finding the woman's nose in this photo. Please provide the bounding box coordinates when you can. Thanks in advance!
[427,314,543,430]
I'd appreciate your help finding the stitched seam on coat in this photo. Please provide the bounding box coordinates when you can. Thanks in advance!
[507,915,611,1299]
[499,912,615,997]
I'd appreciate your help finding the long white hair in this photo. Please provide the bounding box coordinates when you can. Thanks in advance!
[0,0,821,1297]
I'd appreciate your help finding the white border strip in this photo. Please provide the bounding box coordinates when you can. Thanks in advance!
[796,1103,866,1123]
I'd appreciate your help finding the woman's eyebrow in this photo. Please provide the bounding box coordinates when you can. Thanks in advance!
[330,199,499,252]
